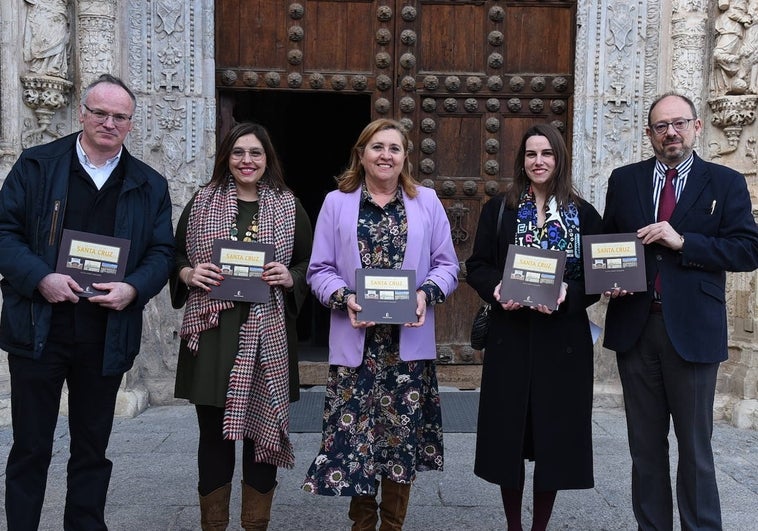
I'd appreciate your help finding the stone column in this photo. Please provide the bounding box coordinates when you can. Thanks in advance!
[120,0,216,408]
[76,0,116,87]
[574,0,666,407]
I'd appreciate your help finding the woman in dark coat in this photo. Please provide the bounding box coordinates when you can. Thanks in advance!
[466,124,602,531]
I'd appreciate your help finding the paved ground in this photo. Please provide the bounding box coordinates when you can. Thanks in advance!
[0,388,756,530]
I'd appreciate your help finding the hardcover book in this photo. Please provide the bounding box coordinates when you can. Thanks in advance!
[209,239,275,303]
[356,268,417,324]
[56,229,131,297]
[500,245,567,310]
[582,233,646,294]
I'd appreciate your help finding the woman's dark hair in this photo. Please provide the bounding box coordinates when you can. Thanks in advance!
[207,122,289,193]
[504,123,579,209]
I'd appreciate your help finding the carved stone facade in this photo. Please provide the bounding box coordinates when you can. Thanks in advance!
[0,1,756,429]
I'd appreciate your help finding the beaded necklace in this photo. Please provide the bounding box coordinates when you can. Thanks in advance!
[230,211,259,242]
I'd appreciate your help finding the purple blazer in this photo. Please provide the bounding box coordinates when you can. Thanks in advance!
[307,185,459,367]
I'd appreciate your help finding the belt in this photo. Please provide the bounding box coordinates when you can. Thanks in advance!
[650,301,663,313]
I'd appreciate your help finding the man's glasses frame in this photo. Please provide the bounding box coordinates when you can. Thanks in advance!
[82,104,132,127]
[650,118,695,136]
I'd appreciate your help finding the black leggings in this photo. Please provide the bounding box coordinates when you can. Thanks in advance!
[195,405,277,496]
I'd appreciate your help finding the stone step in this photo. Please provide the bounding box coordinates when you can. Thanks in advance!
[298,361,482,390]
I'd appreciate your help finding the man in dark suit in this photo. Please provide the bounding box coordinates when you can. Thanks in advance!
[602,92,758,530]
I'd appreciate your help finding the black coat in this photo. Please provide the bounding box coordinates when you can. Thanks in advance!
[465,194,602,491]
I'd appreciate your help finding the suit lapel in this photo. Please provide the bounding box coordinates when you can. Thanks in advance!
[634,158,657,224]
[671,154,708,226]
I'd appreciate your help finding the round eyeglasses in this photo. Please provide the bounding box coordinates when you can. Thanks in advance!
[650,118,694,135]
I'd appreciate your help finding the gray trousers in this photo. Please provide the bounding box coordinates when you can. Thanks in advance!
[616,312,721,531]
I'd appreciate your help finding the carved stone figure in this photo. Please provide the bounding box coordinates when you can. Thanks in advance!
[23,0,70,78]
[744,0,758,93]
[712,0,752,95]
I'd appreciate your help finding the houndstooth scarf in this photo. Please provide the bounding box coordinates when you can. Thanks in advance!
[179,175,296,468]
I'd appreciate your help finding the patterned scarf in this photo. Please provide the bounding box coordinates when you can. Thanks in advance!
[179,175,296,468]
[514,184,582,280]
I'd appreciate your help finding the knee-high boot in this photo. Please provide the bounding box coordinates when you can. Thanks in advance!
[378,478,412,530]
[241,481,276,530]
[199,483,231,530]
[349,493,379,530]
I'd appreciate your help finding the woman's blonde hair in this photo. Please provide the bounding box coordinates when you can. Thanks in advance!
[336,118,418,198]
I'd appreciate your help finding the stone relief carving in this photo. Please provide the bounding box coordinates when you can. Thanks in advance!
[154,1,185,93]
[156,0,183,35]
[606,3,635,51]
[712,0,752,95]
[20,0,72,148]
[599,0,638,169]
[126,0,201,174]
[670,14,707,105]
[23,0,69,77]
[708,0,758,159]
[77,1,116,86]
[20,74,72,147]
[708,95,757,156]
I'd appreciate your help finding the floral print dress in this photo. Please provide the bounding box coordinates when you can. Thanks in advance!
[302,186,446,497]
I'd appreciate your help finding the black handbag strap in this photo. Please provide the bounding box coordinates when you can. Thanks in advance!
[496,197,505,236]
[495,196,505,262]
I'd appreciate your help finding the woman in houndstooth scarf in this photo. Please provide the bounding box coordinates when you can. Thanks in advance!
[171,122,312,530]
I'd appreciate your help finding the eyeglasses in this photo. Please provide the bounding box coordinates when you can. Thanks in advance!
[650,118,695,135]
[83,104,132,126]
[230,148,265,161]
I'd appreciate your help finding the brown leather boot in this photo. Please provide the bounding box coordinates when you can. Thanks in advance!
[199,483,231,530]
[348,493,379,530]
[378,478,412,530]
[240,481,276,530]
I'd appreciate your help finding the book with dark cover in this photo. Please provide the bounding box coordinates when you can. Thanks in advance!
[356,268,417,324]
[500,245,567,310]
[56,229,131,297]
[209,239,275,303]
[582,233,646,294]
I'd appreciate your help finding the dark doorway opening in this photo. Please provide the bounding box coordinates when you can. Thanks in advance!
[222,90,371,360]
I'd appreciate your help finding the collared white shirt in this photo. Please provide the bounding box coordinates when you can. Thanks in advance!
[652,153,693,221]
[76,135,122,190]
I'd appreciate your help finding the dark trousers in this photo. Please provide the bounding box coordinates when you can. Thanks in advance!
[5,342,123,531]
[195,405,277,495]
[617,313,721,531]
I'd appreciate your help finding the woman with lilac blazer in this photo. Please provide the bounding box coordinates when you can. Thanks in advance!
[308,184,458,366]
[301,119,458,530]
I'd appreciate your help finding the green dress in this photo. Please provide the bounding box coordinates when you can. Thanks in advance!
[171,197,313,405]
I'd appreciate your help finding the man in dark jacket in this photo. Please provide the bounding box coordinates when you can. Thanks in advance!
[603,92,758,530]
[0,74,174,530]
